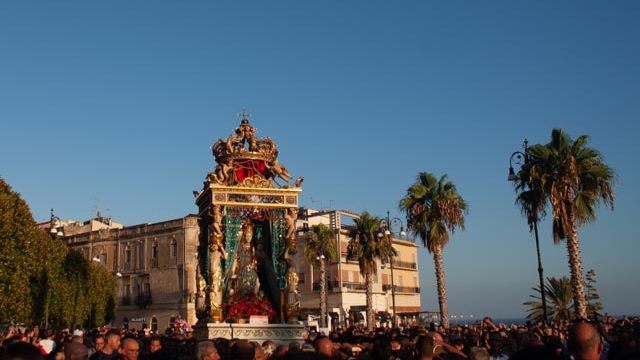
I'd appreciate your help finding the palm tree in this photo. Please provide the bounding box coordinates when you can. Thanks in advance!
[347,212,396,330]
[303,224,337,328]
[399,172,467,328]
[525,276,574,322]
[518,129,615,318]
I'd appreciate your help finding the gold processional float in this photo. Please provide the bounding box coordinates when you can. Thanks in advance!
[193,114,305,341]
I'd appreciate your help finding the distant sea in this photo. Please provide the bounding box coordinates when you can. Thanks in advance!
[448,318,528,326]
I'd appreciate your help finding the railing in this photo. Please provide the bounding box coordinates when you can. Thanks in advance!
[151,258,158,268]
[120,297,131,306]
[135,293,152,308]
[342,281,367,291]
[312,281,340,291]
[392,260,417,269]
[382,284,420,293]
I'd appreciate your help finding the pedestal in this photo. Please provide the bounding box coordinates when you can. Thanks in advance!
[194,323,305,344]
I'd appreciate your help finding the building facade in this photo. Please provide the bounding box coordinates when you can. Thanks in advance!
[62,215,200,331]
[295,209,421,328]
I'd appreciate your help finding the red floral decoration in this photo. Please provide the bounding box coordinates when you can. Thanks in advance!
[223,295,276,322]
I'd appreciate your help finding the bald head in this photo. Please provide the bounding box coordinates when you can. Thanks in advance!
[65,342,88,360]
[568,322,602,360]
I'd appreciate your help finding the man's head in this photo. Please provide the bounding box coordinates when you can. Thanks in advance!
[148,336,162,353]
[468,347,490,360]
[197,340,220,360]
[65,342,89,360]
[120,338,140,360]
[229,340,255,360]
[6,342,44,360]
[94,335,105,351]
[416,335,435,360]
[104,329,121,353]
[568,322,603,360]
[314,336,334,358]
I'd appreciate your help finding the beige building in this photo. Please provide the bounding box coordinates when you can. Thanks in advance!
[61,214,200,331]
[55,207,420,331]
[295,209,421,328]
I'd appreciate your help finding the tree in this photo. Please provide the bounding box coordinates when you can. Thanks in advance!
[399,172,467,328]
[0,177,117,327]
[525,276,574,322]
[0,178,41,323]
[303,224,337,328]
[347,212,396,330]
[517,129,615,318]
[584,269,603,317]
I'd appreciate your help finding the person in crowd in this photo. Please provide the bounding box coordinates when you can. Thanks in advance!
[119,338,140,360]
[228,340,254,360]
[196,341,219,360]
[65,342,89,360]
[89,330,120,360]
[6,342,44,360]
[568,322,603,360]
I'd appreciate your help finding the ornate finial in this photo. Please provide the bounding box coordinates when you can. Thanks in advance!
[239,109,251,124]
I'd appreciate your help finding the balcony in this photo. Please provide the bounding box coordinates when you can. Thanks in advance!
[120,297,131,306]
[341,281,367,291]
[385,260,417,270]
[135,293,152,308]
[382,284,420,293]
[312,281,340,292]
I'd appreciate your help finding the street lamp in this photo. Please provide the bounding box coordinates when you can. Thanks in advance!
[509,139,548,324]
[49,208,64,237]
[378,211,406,328]
[45,208,64,329]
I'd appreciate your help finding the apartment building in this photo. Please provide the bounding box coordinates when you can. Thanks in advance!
[295,209,421,328]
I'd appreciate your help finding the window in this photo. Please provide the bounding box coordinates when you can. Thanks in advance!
[151,242,158,268]
[170,239,177,260]
[99,252,107,267]
[382,274,389,285]
[138,242,145,270]
[298,273,305,284]
[124,246,131,270]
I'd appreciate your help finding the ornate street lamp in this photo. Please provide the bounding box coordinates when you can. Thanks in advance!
[378,211,406,328]
[45,208,64,329]
[49,208,64,237]
[509,140,548,324]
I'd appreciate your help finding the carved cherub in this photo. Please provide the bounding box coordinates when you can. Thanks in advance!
[211,160,234,184]
[284,207,298,255]
[268,159,292,182]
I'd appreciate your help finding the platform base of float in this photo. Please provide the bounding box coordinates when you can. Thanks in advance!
[194,323,305,343]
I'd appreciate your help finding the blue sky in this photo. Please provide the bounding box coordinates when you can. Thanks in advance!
[1,1,639,319]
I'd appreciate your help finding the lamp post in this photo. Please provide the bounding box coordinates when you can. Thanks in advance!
[508,140,548,325]
[378,211,406,328]
[45,208,64,329]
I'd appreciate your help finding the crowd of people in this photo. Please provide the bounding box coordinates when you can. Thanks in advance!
[1,315,639,360]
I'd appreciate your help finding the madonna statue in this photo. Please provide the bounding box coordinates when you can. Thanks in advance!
[229,221,260,299]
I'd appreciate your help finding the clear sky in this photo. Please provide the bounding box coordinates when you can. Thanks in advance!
[1,1,639,319]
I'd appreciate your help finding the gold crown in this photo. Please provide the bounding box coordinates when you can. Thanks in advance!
[211,116,279,164]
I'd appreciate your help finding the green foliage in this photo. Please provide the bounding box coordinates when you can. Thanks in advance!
[0,177,117,327]
[399,172,467,252]
[516,129,615,243]
[346,212,396,275]
[303,224,337,264]
[525,276,574,322]
[584,269,604,316]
